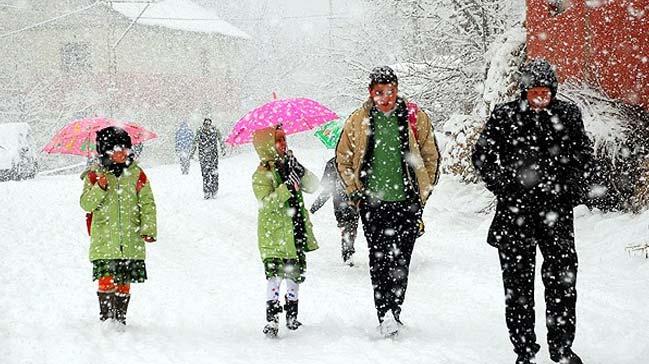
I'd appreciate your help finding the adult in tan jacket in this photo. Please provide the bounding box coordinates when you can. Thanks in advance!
[335,66,440,337]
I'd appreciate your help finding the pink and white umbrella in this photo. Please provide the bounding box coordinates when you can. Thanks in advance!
[226,97,338,145]
[42,117,157,156]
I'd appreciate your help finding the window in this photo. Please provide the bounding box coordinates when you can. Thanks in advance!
[61,42,91,73]
[548,0,571,16]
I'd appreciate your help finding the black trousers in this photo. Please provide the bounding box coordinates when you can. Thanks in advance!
[200,159,219,196]
[179,155,190,175]
[495,204,578,356]
[335,207,359,258]
[360,200,419,322]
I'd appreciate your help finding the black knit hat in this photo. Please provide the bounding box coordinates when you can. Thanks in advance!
[96,126,132,156]
[369,66,398,88]
[520,58,559,96]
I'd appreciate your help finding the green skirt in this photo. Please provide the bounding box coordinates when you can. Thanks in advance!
[92,259,147,283]
[263,250,306,283]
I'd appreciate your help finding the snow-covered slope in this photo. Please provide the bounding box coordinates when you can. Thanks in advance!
[1,147,647,364]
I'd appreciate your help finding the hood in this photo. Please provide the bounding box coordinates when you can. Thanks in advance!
[519,58,559,98]
[252,126,279,163]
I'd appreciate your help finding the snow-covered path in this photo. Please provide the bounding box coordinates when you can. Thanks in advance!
[1,148,647,364]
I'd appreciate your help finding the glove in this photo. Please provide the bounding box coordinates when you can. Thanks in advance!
[141,235,156,243]
[286,151,305,179]
[287,170,301,191]
[282,151,303,191]
[97,175,108,190]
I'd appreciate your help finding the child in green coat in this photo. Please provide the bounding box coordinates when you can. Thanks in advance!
[251,125,319,337]
[80,126,157,325]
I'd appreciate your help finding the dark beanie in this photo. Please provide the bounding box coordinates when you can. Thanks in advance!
[369,66,398,88]
[96,126,132,156]
[520,58,559,96]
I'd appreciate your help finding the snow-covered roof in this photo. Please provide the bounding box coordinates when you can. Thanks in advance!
[111,0,250,39]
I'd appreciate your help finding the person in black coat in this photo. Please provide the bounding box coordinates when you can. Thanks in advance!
[190,118,225,199]
[471,59,593,364]
[310,157,359,266]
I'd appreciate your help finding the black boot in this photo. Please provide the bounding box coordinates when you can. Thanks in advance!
[263,300,282,337]
[97,291,115,321]
[285,298,302,330]
[550,348,583,364]
[114,293,131,325]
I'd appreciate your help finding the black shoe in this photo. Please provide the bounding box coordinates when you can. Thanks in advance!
[97,292,115,321]
[284,298,302,330]
[515,354,536,364]
[342,251,354,266]
[550,348,583,364]
[263,322,279,337]
[114,293,131,325]
[516,344,540,364]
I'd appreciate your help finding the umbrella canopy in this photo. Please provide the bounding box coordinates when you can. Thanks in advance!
[313,118,344,149]
[226,97,338,145]
[42,117,157,156]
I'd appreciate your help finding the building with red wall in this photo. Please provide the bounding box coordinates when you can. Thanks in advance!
[526,0,648,110]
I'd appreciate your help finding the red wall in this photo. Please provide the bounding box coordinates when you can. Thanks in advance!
[526,0,648,110]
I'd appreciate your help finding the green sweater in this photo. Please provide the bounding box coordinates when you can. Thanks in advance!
[367,112,406,201]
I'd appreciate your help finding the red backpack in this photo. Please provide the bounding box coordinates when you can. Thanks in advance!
[406,102,420,140]
[85,170,148,235]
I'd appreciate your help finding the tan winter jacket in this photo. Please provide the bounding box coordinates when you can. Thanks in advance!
[335,98,440,205]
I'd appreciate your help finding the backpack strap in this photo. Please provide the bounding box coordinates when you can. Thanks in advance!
[136,170,147,193]
[406,102,419,141]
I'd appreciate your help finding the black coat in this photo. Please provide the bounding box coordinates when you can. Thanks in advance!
[472,98,594,209]
[472,98,593,249]
[192,125,223,163]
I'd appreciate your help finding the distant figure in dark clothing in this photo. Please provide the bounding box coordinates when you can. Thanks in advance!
[190,118,225,199]
[472,59,593,364]
[310,157,359,266]
[175,121,194,175]
[131,143,143,160]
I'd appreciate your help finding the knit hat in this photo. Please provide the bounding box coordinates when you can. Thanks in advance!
[369,66,398,88]
[520,58,559,97]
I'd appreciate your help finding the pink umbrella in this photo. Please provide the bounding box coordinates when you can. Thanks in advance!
[42,117,157,156]
[226,97,338,145]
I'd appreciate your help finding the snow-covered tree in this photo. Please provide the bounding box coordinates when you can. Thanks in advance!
[333,0,520,124]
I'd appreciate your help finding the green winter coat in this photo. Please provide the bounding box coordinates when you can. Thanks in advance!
[80,162,157,261]
[252,127,319,261]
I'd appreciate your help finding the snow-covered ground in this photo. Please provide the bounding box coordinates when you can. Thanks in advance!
[1,147,648,364]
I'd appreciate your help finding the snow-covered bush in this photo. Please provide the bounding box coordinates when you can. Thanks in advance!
[442,23,526,184]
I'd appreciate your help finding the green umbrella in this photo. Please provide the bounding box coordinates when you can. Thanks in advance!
[313,118,344,149]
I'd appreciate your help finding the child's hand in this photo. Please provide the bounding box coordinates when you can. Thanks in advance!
[97,175,108,190]
[141,235,156,243]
